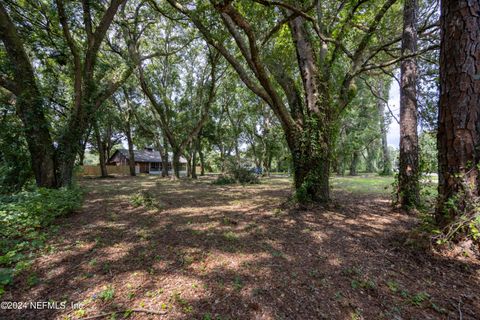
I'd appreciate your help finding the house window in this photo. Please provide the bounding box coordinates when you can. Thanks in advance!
[151,162,160,170]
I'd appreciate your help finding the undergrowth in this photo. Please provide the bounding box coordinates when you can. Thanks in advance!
[0,187,83,296]
[212,166,259,185]
[130,191,161,209]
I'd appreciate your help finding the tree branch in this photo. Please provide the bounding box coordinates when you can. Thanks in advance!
[0,75,19,95]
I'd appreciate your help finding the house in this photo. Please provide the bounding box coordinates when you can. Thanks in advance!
[108,148,187,175]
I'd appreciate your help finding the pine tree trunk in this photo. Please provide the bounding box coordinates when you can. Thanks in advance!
[398,0,420,208]
[436,0,480,225]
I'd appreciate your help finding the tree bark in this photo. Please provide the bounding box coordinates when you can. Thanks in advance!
[366,146,376,173]
[349,151,360,176]
[172,151,181,179]
[161,138,169,177]
[198,144,205,176]
[398,0,420,208]
[125,119,136,177]
[186,154,192,178]
[436,0,480,225]
[93,121,108,177]
[0,3,57,188]
[289,17,334,203]
[54,0,127,187]
[191,143,198,179]
[291,145,331,203]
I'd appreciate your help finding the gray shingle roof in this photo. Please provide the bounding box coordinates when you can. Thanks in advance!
[115,149,187,163]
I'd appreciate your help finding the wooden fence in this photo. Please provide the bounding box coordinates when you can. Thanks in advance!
[77,165,130,176]
[77,165,204,177]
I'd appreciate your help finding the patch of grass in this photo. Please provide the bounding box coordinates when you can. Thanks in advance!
[223,231,238,241]
[98,285,115,301]
[386,280,399,293]
[233,276,243,291]
[331,175,393,195]
[74,309,87,318]
[342,266,362,277]
[130,191,161,209]
[171,291,193,313]
[350,278,376,290]
[410,291,430,306]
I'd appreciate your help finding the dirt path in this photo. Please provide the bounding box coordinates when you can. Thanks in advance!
[2,176,479,319]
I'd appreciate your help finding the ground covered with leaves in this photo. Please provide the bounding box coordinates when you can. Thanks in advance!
[1,175,479,319]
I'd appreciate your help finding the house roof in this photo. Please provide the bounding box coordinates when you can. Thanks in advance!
[111,149,187,163]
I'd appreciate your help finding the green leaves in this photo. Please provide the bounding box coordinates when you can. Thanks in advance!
[0,187,83,296]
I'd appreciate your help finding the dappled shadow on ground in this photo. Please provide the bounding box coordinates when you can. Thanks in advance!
[1,176,479,319]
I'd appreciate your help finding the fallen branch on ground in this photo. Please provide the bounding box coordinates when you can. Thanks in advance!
[80,308,167,320]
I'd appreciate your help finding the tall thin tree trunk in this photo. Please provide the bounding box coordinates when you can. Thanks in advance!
[192,147,198,179]
[93,121,108,178]
[349,151,360,176]
[186,153,192,178]
[125,120,136,176]
[198,145,205,176]
[436,0,480,225]
[398,0,420,208]
[377,80,392,175]
[366,147,376,173]
[160,136,169,177]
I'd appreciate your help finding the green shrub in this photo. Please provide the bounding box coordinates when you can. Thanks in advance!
[230,167,259,184]
[212,175,237,185]
[130,191,160,209]
[212,168,259,185]
[0,187,83,296]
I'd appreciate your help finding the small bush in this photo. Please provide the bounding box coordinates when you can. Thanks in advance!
[230,167,259,184]
[130,191,160,209]
[212,175,236,185]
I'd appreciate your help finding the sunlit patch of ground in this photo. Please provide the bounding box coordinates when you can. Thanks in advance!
[1,175,478,320]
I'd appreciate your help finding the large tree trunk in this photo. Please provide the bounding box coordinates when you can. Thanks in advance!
[171,151,181,179]
[291,146,331,203]
[436,0,480,225]
[0,3,57,188]
[125,119,136,176]
[398,0,420,208]
[289,17,333,203]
